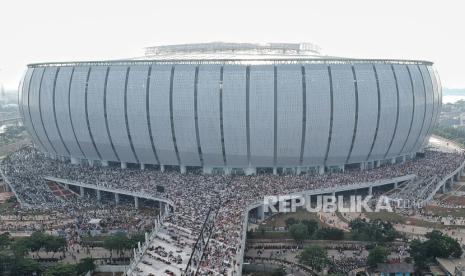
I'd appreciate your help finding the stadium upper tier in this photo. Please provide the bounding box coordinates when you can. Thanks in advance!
[20,43,441,174]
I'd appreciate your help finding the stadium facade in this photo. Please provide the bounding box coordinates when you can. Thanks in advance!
[19,43,441,174]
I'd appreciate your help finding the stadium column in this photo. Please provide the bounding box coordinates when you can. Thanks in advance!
[394,182,398,189]
[318,166,325,175]
[160,165,165,172]
[121,162,127,169]
[180,165,186,174]
[203,167,213,174]
[70,157,79,165]
[134,197,139,209]
[115,193,120,205]
[140,163,145,170]
[368,186,373,196]
[96,190,101,201]
[245,167,256,176]
[101,160,109,167]
[80,186,84,197]
[390,158,396,164]
[256,205,265,221]
[273,167,277,175]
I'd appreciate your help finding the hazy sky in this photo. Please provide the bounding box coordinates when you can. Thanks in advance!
[1,0,464,89]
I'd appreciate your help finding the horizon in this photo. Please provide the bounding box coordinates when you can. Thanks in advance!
[0,0,464,90]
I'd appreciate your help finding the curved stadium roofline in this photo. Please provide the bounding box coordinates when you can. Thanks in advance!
[28,58,433,68]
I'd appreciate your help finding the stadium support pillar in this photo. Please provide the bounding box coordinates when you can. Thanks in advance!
[121,162,127,169]
[79,186,85,197]
[368,186,373,196]
[402,156,406,164]
[115,193,120,205]
[180,166,186,174]
[245,167,256,176]
[296,167,302,175]
[65,184,69,189]
[391,158,396,165]
[273,167,277,175]
[442,184,446,193]
[375,160,381,168]
[134,197,139,209]
[224,167,231,175]
[88,160,94,167]
[257,205,265,221]
[339,165,345,172]
[160,165,165,172]
[394,182,398,189]
[318,166,325,175]
[203,167,213,174]
[96,190,101,201]
[140,163,145,170]
[360,162,366,171]
[101,160,109,167]
[71,157,79,165]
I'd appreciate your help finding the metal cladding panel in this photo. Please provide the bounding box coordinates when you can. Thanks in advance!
[20,69,33,122]
[21,69,36,148]
[326,64,356,166]
[222,65,248,167]
[276,65,302,166]
[106,66,136,163]
[87,66,118,162]
[427,66,440,133]
[401,65,425,154]
[348,64,378,163]
[249,65,275,167]
[29,67,54,153]
[127,66,157,164]
[370,64,397,160]
[429,66,441,131]
[435,68,442,119]
[149,65,178,165]
[414,65,434,152]
[41,67,68,156]
[54,67,83,158]
[303,64,330,165]
[197,65,223,166]
[387,65,413,157]
[172,65,200,166]
[70,66,99,160]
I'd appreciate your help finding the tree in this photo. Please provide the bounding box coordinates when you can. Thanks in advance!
[315,227,344,240]
[285,217,298,228]
[367,246,389,267]
[44,263,77,276]
[289,223,308,242]
[103,233,131,261]
[409,230,463,269]
[271,267,286,276]
[297,245,330,272]
[301,219,319,237]
[76,257,96,275]
[349,218,399,242]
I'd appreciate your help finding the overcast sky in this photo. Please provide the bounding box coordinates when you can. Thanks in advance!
[1,0,464,90]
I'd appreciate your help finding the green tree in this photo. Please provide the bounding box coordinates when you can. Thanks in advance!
[409,230,463,269]
[315,227,344,240]
[285,217,298,228]
[103,233,131,261]
[367,246,389,267]
[271,267,286,276]
[301,219,319,237]
[297,245,330,272]
[44,263,77,276]
[289,223,308,242]
[76,257,96,275]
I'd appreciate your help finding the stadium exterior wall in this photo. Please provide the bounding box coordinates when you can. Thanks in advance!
[19,59,441,173]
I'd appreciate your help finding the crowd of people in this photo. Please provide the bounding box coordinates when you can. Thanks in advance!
[1,146,464,275]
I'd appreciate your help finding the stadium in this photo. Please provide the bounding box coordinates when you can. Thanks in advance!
[19,42,440,175]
